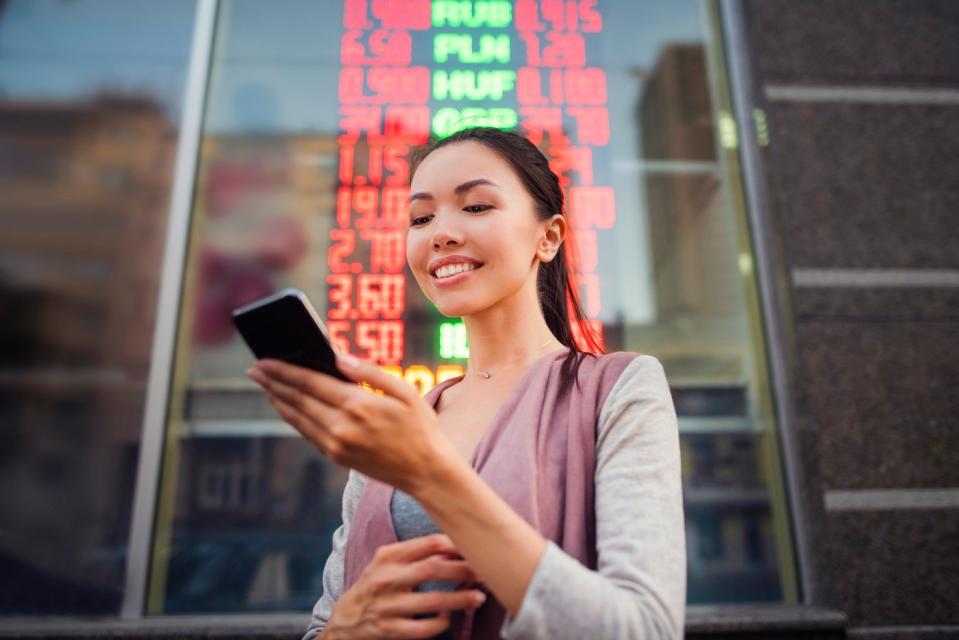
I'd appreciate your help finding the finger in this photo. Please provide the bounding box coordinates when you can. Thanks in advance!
[383,589,488,618]
[255,359,355,407]
[395,557,481,591]
[335,351,420,404]
[250,368,338,427]
[377,614,450,640]
[381,533,461,564]
[264,391,339,459]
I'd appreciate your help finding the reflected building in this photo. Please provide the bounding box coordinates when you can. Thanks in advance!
[0,94,176,611]
[638,45,781,602]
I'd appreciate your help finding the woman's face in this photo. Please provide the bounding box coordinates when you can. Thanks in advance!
[406,140,560,318]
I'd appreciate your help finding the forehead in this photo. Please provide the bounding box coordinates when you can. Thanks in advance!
[411,140,524,194]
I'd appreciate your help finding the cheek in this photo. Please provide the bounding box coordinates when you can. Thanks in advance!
[406,233,423,267]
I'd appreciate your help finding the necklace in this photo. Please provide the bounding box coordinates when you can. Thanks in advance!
[472,337,558,379]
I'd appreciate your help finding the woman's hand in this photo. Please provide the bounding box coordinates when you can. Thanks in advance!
[246,352,453,493]
[324,533,487,640]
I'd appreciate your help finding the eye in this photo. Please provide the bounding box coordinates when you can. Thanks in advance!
[409,214,432,227]
[464,204,492,213]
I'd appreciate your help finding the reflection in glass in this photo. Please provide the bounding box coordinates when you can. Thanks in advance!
[0,0,195,616]
[153,0,797,613]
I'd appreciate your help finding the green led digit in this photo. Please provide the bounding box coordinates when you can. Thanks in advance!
[439,321,470,359]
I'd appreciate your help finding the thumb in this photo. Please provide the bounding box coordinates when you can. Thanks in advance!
[335,351,418,403]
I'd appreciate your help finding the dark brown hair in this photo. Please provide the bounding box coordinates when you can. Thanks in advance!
[409,126,605,393]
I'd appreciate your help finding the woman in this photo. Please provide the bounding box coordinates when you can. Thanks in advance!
[246,127,686,639]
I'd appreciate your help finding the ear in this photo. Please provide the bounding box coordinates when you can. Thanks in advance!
[537,214,567,263]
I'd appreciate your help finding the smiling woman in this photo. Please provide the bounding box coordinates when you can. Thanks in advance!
[260,128,687,640]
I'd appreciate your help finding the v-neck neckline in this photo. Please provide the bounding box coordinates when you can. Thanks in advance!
[427,346,570,467]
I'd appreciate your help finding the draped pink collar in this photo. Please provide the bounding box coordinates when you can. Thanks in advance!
[342,348,638,638]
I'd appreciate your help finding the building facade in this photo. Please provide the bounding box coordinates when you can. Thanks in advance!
[0,1,955,638]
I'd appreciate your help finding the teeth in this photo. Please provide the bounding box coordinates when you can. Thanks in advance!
[434,263,479,279]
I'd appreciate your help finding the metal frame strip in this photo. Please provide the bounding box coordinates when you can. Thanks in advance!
[121,0,219,618]
[718,0,815,603]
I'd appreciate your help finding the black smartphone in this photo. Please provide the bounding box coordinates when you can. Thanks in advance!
[232,288,351,382]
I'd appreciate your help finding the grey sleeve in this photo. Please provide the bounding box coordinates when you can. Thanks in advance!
[500,355,687,639]
[302,468,369,640]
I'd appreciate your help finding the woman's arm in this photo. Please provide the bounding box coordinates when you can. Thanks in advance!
[412,441,550,617]
[415,355,686,639]
[302,468,368,640]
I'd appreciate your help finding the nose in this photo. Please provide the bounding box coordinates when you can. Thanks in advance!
[430,211,464,250]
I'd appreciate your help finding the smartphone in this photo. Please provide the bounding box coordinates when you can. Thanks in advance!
[232,288,351,382]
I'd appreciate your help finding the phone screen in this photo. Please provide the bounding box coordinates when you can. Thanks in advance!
[232,289,351,382]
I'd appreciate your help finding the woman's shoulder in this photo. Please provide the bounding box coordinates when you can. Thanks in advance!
[583,350,665,383]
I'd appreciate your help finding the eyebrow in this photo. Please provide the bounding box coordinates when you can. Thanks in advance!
[409,178,502,202]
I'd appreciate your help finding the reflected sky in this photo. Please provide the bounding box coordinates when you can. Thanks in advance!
[0,0,195,118]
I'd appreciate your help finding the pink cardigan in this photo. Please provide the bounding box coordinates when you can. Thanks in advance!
[342,348,639,639]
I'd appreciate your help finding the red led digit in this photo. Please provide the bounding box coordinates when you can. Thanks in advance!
[549,145,593,187]
[338,66,365,103]
[343,0,371,29]
[368,145,383,185]
[329,229,357,273]
[371,0,430,30]
[356,320,404,364]
[326,320,352,353]
[357,274,405,318]
[567,107,609,145]
[339,145,355,185]
[517,67,547,105]
[383,106,430,144]
[368,29,412,65]
[383,145,410,185]
[381,186,410,229]
[363,230,406,273]
[368,66,430,104]
[336,186,352,228]
[566,1,579,32]
[541,0,566,31]
[353,186,378,229]
[565,68,607,105]
[327,274,354,320]
[339,106,382,143]
[341,31,368,66]
[519,32,540,66]
[515,0,544,31]
[579,0,602,32]
[519,106,566,145]
[542,32,585,67]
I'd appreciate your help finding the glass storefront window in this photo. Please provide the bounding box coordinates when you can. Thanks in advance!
[0,0,196,616]
[151,0,798,613]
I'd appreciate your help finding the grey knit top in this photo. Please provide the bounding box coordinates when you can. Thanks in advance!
[303,354,686,639]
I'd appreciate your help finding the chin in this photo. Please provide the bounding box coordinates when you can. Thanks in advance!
[429,291,492,318]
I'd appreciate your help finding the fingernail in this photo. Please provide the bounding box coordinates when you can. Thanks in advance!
[474,592,486,605]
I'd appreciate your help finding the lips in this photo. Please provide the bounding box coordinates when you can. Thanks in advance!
[428,255,484,278]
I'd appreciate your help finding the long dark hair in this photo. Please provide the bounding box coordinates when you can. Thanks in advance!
[410,126,605,393]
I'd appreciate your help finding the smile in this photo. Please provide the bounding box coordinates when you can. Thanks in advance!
[431,262,483,283]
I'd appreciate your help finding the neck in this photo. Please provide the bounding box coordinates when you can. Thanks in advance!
[461,272,564,375]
